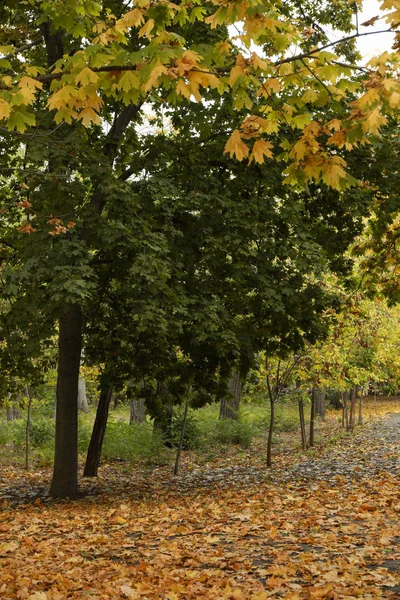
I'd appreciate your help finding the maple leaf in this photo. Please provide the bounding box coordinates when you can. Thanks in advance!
[117,71,140,92]
[75,67,99,86]
[143,64,168,92]
[362,107,388,134]
[121,8,144,27]
[138,18,155,38]
[78,106,101,127]
[249,139,273,164]
[224,130,249,161]
[176,79,191,99]
[0,98,11,120]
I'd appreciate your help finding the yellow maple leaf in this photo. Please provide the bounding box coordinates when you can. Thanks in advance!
[249,139,273,164]
[176,79,191,99]
[47,85,77,111]
[229,64,246,86]
[290,139,308,160]
[122,8,144,27]
[362,107,388,134]
[75,67,99,86]
[0,98,11,120]
[224,130,249,161]
[187,70,218,100]
[143,64,168,92]
[138,18,155,38]
[117,71,140,92]
[78,106,101,127]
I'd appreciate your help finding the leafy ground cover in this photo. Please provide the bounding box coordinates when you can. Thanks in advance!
[0,400,399,599]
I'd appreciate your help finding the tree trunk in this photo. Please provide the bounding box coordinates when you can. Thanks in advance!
[130,398,146,424]
[343,390,350,431]
[358,388,363,425]
[267,394,275,468]
[298,397,307,450]
[309,389,316,447]
[349,386,357,431]
[314,389,326,420]
[78,378,89,413]
[25,387,33,472]
[83,384,113,477]
[174,396,189,476]
[49,304,82,499]
[219,369,242,420]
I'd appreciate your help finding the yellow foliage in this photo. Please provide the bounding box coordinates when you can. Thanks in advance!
[224,130,249,161]
[249,139,273,164]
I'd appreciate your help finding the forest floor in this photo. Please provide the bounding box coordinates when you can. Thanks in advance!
[0,402,399,599]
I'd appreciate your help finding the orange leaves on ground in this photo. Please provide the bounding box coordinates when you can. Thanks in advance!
[0,400,399,600]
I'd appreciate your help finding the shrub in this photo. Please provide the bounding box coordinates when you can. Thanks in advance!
[169,405,203,450]
[28,418,55,448]
[102,417,169,464]
[211,419,255,448]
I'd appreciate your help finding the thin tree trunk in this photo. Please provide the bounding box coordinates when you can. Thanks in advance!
[349,386,357,431]
[49,304,82,499]
[174,397,189,476]
[309,389,316,447]
[358,388,363,425]
[130,398,145,424]
[267,395,275,468]
[25,387,33,472]
[298,397,307,450]
[219,369,242,420]
[83,384,113,477]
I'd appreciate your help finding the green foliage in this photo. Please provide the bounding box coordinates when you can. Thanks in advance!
[169,405,202,450]
[211,419,256,449]
[102,417,168,464]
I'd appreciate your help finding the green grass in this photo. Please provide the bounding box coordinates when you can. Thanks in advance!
[0,397,305,467]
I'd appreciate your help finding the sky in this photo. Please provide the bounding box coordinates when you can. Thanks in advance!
[356,0,395,59]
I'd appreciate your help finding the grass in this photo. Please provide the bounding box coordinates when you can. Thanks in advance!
[1,395,396,469]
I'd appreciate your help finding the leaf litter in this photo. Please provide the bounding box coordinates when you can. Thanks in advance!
[0,403,399,599]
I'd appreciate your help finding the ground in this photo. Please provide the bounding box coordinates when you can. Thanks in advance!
[0,406,399,599]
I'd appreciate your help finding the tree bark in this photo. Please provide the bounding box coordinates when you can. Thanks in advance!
[78,378,89,413]
[25,387,33,472]
[174,396,189,476]
[49,304,82,498]
[298,397,307,450]
[309,389,316,447]
[130,398,146,424]
[349,386,357,431]
[358,388,363,425]
[267,393,275,468]
[83,384,113,477]
[219,369,242,420]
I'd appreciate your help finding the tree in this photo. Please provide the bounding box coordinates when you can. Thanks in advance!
[1,0,399,497]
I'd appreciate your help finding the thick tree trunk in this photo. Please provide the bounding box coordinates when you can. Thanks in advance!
[309,389,316,447]
[219,369,242,420]
[130,398,145,424]
[83,384,113,477]
[49,304,82,499]
[78,378,89,413]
